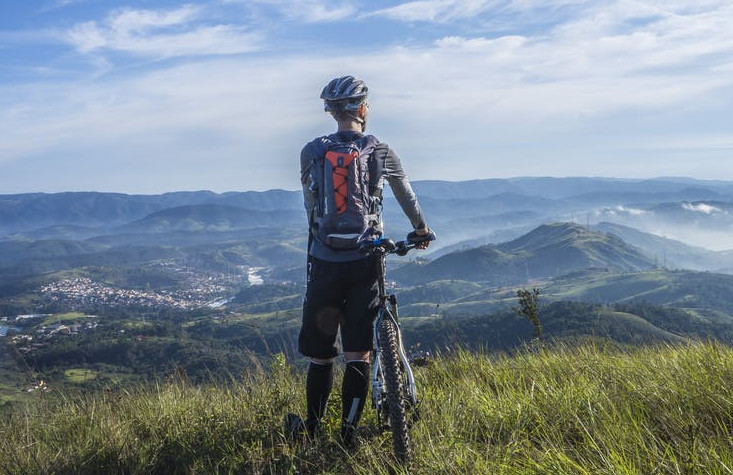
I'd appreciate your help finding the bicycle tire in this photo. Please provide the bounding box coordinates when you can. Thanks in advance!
[378,313,412,462]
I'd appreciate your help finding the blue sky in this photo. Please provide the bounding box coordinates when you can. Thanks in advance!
[1,0,732,194]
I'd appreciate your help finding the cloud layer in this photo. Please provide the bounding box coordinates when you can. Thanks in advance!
[65,5,262,58]
[1,0,732,193]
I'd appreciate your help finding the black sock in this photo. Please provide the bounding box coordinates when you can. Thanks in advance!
[341,361,369,427]
[306,361,333,433]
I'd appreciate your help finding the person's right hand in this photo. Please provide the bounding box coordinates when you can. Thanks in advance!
[408,228,435,249]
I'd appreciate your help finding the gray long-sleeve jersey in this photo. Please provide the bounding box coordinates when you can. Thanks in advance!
[301,130,427,262]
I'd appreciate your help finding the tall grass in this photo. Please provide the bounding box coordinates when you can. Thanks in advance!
[3,342,733,474]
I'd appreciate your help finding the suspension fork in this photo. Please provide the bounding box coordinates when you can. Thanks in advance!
[371,251,418,410]
[388,290,418,405]
[391,301,418,406]
[372,251,389,412]
[371,310,385,412]
[372,304,419,410]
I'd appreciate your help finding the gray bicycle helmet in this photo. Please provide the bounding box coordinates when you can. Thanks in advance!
[320,75,368,112]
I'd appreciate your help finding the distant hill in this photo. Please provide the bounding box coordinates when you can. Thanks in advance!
[392,267,733,328]
[0,239,107,268]
[498,222,653,269]
[0,192,186,233]
[404,301,691,351]
[565,187,726,208]
[546,268,733,318]
[5,224,107,242]
[4,178,733,253]
[592,221,733,271]
[0,190,303,236]
[393,222,655,285]
[411,177,733,200]
[3,177,733,301]
[119,204,303,233]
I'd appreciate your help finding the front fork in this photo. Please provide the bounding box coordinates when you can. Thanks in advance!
[372,295,419,421]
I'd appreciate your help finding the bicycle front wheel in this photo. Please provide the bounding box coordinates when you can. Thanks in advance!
[378,313,412,463]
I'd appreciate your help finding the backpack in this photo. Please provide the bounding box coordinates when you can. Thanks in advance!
[309,134,382,250]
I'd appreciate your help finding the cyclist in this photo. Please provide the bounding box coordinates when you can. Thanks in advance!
[290,75,432,446]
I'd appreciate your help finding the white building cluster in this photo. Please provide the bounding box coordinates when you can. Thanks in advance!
[40,277,222,310]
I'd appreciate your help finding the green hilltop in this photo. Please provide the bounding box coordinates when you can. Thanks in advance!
[392,222,655,286]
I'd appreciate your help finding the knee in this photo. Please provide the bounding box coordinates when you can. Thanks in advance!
[343,351,370,363]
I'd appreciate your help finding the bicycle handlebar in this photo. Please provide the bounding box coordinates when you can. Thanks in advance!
[359,230,437,256]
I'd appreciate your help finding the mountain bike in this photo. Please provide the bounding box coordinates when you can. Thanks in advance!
[359,231,436,462]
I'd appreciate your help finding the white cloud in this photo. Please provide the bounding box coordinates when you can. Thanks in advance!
[226,0,358,23]
[370,0,460,22]
[42,0,93,11]
[68,22,107,53]
[0,56,328,191]
[393,0,733,122]
[606,206,647,217]
[644,134,733,151]
[369,0,588,23]
[65,5,262,58]
[682,203,721,215]
[302,4,357,22]
[3,0,733,193]
[108,5,200,31]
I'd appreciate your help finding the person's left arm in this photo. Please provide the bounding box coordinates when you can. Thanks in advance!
[380,145,430,237]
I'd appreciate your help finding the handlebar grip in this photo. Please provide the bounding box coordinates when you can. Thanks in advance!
[407,229,437,244]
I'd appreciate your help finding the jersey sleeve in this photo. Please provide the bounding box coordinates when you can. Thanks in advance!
[378,144,428,231]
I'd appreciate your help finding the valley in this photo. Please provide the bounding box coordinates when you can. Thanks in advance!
[3,176,733,404]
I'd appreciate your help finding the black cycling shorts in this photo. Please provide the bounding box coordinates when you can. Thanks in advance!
[298,255,380,359]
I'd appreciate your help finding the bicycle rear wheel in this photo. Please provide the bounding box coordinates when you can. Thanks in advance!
[378,313,412,462]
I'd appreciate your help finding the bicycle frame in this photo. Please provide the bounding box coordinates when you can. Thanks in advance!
[356,232,435,461]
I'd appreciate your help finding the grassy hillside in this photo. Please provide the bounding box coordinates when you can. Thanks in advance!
[3,342,733,474]
[546,269,733,316]
[394,268,733,325]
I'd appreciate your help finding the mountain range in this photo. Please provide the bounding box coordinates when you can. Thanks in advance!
[3,177,733,288]
[6,177,733,396]
[4,177,733,245]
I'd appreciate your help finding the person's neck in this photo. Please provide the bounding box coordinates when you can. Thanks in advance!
[337,121,363,133]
